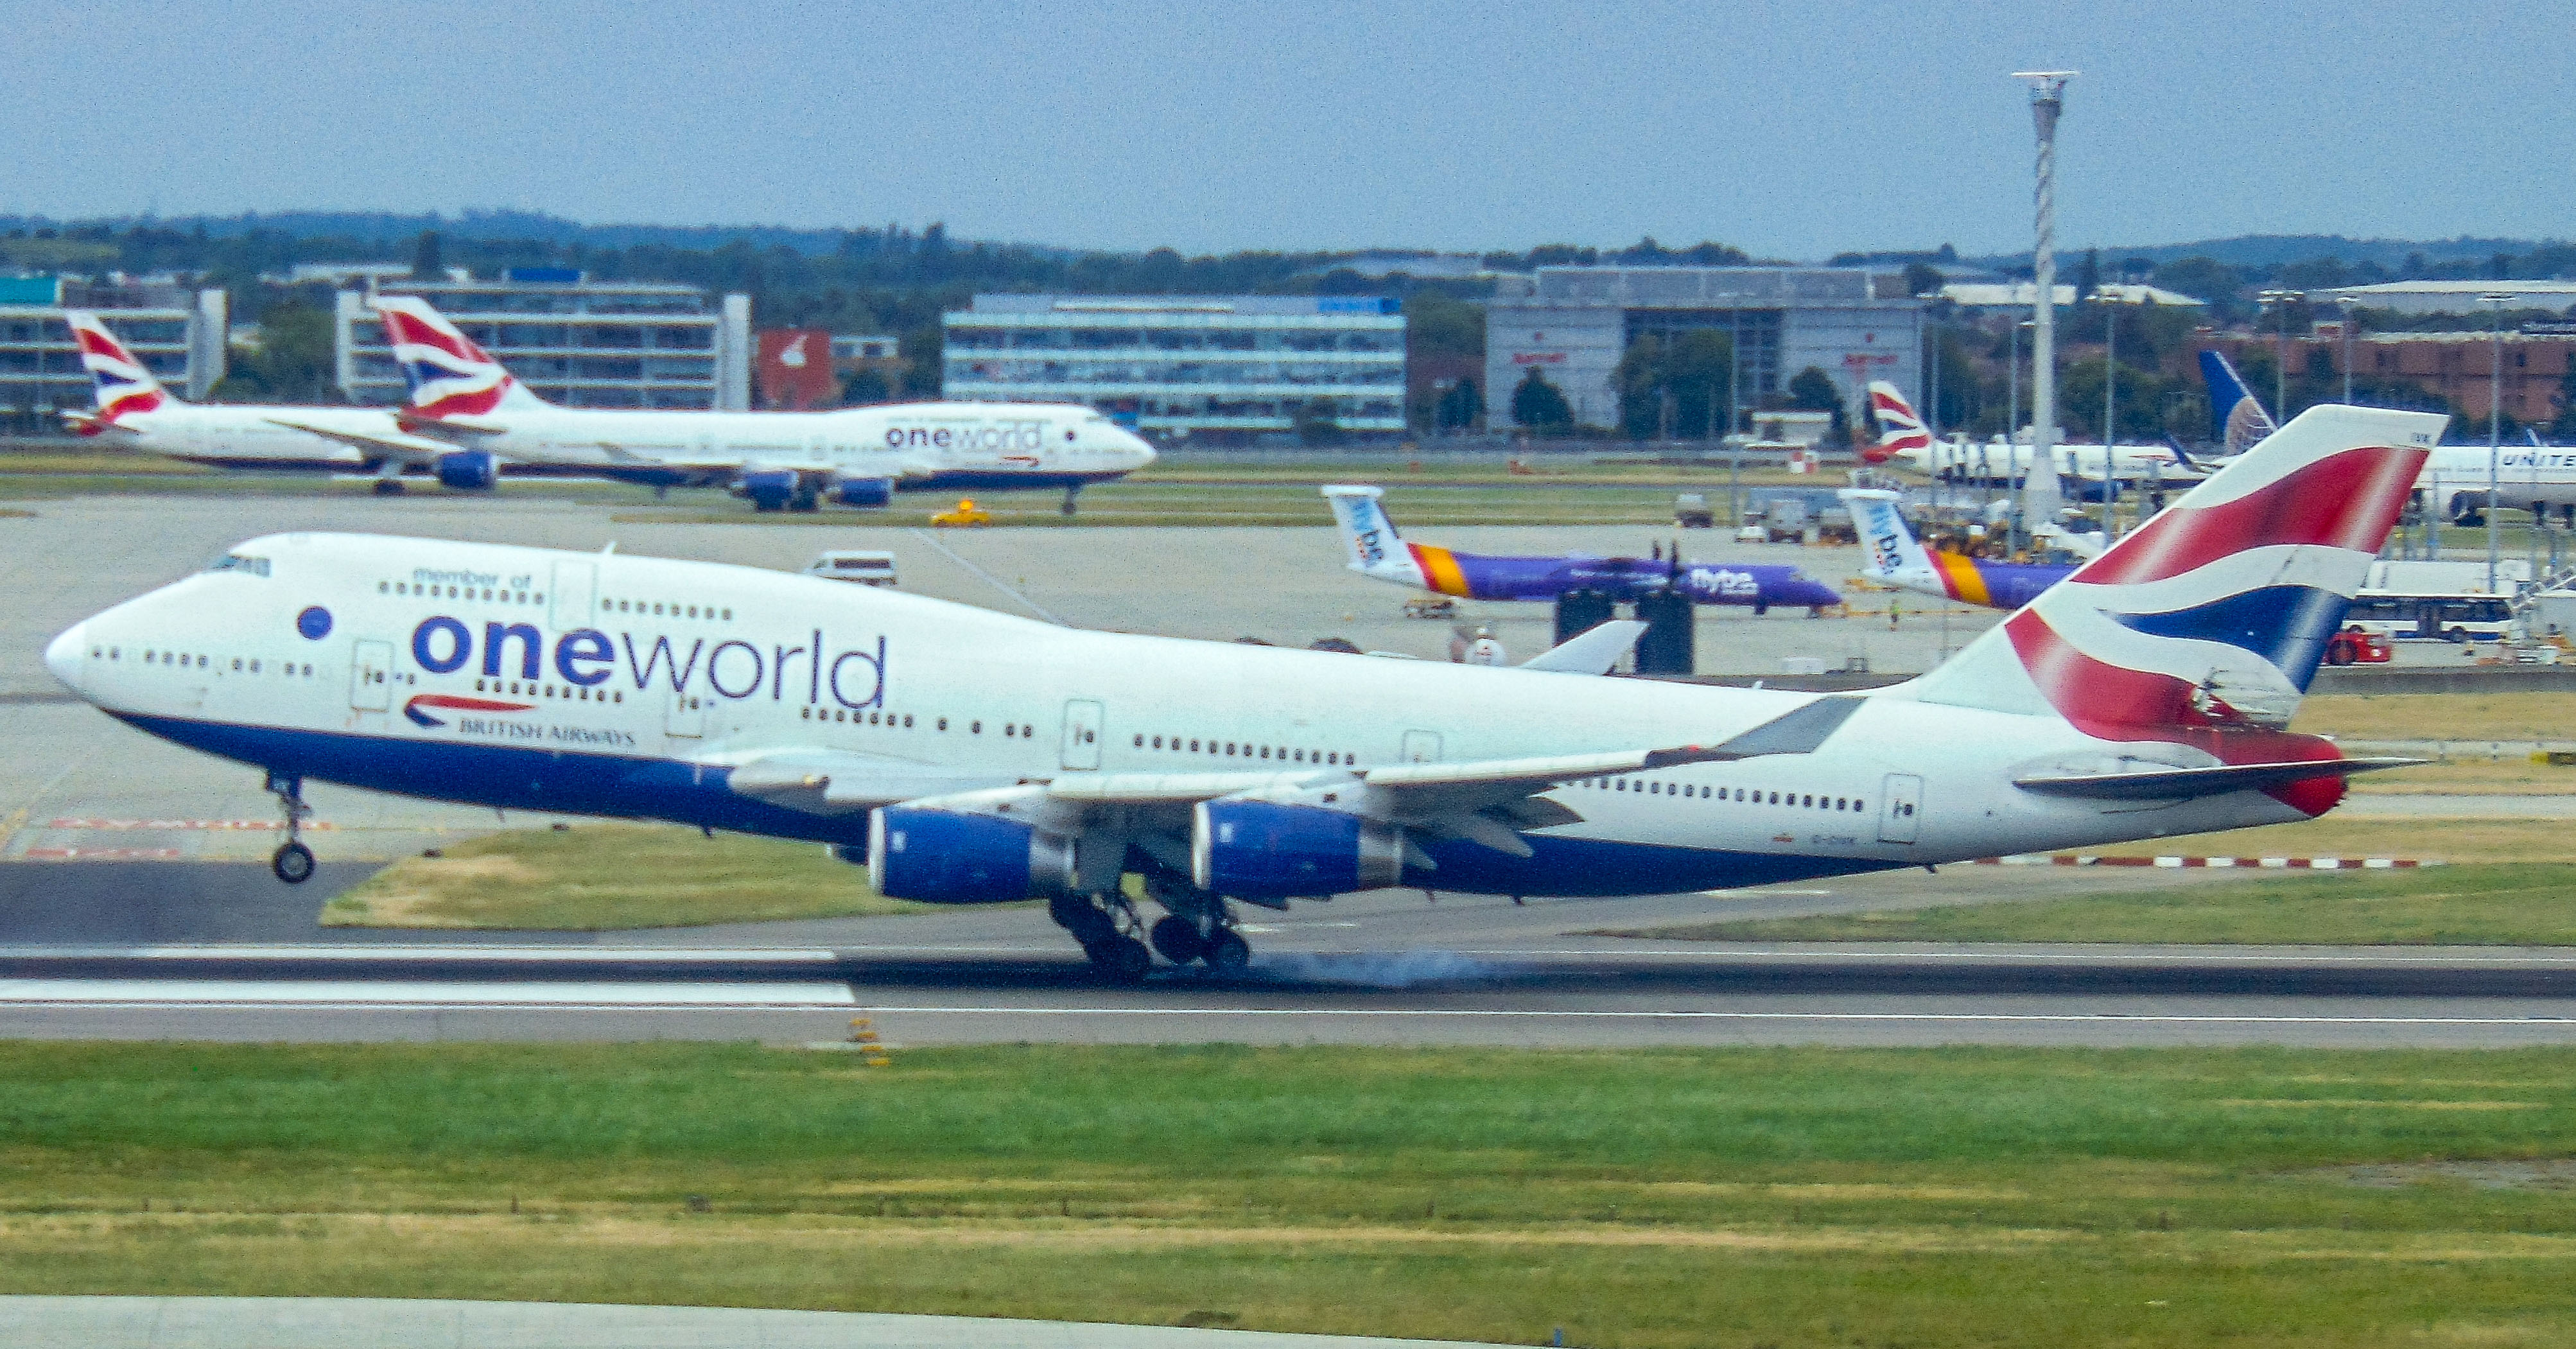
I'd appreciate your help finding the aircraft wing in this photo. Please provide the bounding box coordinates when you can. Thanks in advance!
[2013,756,2421,801]
[720,750,1020,814]
[263,418,456,463]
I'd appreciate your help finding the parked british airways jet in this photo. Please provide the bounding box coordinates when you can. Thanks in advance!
[48,405,2440,978]
[1861,381,2197,490]
[1322,485,1844,614]
[57,313,467,480]
[1841,488,2072,611]
[372,297,1154,512]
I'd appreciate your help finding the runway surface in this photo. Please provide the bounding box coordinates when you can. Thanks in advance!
[5,861,2576,1048]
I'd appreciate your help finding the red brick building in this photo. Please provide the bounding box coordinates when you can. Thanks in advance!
[2210,332,2573,425]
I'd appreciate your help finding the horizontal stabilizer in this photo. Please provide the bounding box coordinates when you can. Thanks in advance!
[2013,756,2421,801]
[1519,620,1648,674]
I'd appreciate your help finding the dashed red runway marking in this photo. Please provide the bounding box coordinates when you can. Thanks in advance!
[43,819,334,831]
[20,848,186,861]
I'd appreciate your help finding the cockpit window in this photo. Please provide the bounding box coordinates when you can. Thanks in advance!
[207,554,271,577]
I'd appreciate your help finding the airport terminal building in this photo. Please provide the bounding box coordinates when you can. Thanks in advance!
[0,277,227,433]
[1485,266,1924,433]
[943,294,1407,442]
[335,270,752,410]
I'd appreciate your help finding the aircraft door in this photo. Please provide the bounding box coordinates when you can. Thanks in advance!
[1060,699,1103,770]
[1877,773,1922,845]
[349,640,394,713]
[1402,730,1443,763]
[550,561,596,631]
[666,686,705,738]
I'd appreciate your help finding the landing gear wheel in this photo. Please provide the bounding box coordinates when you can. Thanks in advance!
[1201,929,1251,974]
[1149,915,1206,964]
[1061,488,1080,517]
[1090,936,1153,983]
[371,478,406,496]
[272,840,316,885]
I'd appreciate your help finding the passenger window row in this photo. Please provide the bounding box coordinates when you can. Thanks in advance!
[1579,778,1868,813]
[383,581,541,605]
[99,647,314,677]
[1133,733,1356,767]
[801,706,915,729]
[603,598,732,622]
[473,678,625,704]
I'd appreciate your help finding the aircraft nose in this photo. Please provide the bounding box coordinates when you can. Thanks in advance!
[45,621,87,692]
[1118,430,1158,469]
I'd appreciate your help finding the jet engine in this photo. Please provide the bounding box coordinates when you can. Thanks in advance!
[869,806,1074,903]
[738,469,800,512]
[1191,799,1402,900]
[833,477,895,508]
[435,449,501,491]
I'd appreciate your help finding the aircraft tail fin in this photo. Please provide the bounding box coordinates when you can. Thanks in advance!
[1321,485,1429,586]
[1907,405,2447,740]
[371,296,552,418]
[62,311,173,424]
[1860,381,1932,464]
[1840,489,1942,591]
[2199,349,2278,457]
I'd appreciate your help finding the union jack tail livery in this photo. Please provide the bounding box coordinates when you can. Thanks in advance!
[1909,404,2446,812]
[64,312,170,427]
[1859,381,1932,464]
[371,296,550,420]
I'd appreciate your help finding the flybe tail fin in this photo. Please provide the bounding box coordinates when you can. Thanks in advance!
[1908,405,2446,736]
[1839,489,1940,589]
[370,296,552,419]
[63,311,171,423]
[1320,485,1429,585]
[2199,349,2278,458]
[1860,381,1932,464]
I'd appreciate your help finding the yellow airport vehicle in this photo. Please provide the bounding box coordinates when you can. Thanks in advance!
[930,498,991,527]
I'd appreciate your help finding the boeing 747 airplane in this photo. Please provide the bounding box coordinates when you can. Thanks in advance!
[48,405,2441,978]
[372,297,1155,512]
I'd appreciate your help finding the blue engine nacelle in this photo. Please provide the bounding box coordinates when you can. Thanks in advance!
[739,468,799,512]
[1192,800,1403,900]
[869,808,1074,903]
[435,449,500,491]
[833,477,894,508]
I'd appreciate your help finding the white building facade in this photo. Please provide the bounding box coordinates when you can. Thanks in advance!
[943,295,1406,440]
[1484,266,1924,433]
[336,269,751,410]
[0,277,227,431]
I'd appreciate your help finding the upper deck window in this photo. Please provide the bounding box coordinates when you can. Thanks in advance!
[207,554,270,577]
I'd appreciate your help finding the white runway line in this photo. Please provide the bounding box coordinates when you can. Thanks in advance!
[859,1005,2576,1027]
[0,980,858,1008]
[908,528,1069,626]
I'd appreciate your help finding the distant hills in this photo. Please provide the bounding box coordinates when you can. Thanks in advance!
[1971,234,2565,272]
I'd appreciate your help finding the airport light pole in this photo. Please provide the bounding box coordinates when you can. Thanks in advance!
[2483,292,2514,595]
[2013,71,2075,553]
[2335,295,2359,405]
[2101,293,2118,530]
[2258,290,2303,421]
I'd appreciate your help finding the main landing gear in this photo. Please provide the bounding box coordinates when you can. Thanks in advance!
[266,771,315,885]
[1061,485,1081,517]
[1050,883,1254,982]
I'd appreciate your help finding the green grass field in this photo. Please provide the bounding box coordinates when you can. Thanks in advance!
[1621,864,2576,947]
[320,824,927,929]
[2,1043,2573,1346]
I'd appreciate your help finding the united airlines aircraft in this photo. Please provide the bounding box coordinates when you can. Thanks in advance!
[48,405,2440,979]
[372,298,1154,512]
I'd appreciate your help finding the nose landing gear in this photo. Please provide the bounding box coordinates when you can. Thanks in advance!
[1061,485,1081,517]
[266,771,315,885]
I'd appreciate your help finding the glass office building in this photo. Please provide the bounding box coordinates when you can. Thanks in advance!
[0,277,227,433]
[943,294,1406,441]
[335,270,751,410]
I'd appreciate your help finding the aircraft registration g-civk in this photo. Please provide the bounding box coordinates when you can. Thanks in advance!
[49,405,2442,979]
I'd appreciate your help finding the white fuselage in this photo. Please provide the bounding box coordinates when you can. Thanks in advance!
[47,534,2319,900]
[94,405,417,471]
[421,400,1155,487]
[1895,435,2197,484]
[2419,444,2576,516]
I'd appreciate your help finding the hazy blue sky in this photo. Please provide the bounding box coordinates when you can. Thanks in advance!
[8,1,2565,258]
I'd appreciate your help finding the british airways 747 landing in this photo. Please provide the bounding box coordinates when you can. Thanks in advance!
[48,405,2441,979]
